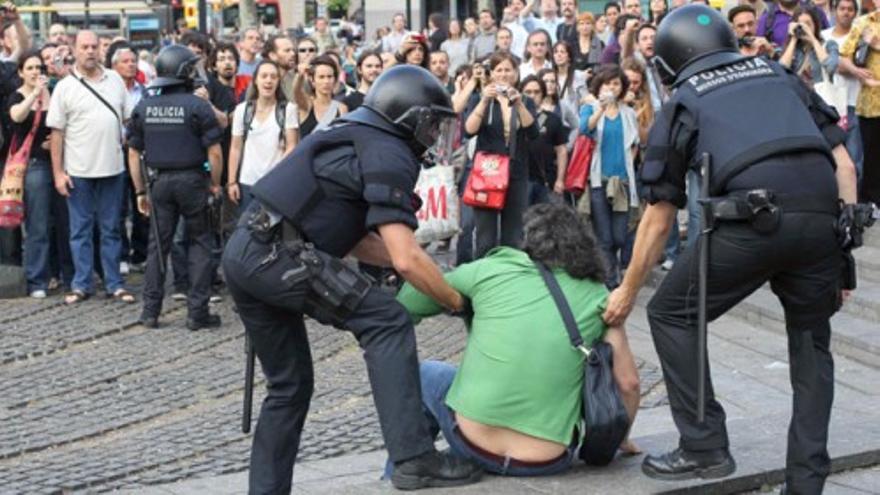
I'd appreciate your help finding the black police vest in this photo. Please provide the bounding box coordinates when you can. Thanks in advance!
[141,92,207,169]
[674,57,833,195]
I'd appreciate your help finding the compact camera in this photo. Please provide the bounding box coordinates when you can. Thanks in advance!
[794,25,806,39]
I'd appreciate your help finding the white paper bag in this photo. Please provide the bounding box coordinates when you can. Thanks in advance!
[414,165,460,244]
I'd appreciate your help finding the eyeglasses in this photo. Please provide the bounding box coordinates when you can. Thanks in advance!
[298,47,317,53]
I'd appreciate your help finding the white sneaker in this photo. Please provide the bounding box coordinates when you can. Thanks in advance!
[172,292,187,301]
[120,261,130,275]
[30,290,47,299]
[209,294,223,304]
[661,259,675,271]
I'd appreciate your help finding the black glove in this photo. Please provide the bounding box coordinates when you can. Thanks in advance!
[837,203,875,250]
[447,296,474,329]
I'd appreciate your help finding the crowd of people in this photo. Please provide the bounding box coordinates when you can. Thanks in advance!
[0,0,872,492]
[0,0,877,301]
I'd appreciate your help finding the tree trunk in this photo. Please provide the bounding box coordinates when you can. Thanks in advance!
[239,0,258,30]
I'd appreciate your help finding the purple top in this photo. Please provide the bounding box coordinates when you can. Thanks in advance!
[757,4,830,47]
[600,38,622,64]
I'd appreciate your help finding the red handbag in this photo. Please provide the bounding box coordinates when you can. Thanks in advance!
[0,105,42,229]
[564,134,595,194]
[462,151,510,210]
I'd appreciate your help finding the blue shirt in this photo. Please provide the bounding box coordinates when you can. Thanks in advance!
[579,105,627,179]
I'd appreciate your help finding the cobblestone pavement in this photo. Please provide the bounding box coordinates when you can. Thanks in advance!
[0,269,665,494]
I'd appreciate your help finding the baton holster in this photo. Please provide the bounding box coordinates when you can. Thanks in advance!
[704,189,781,234]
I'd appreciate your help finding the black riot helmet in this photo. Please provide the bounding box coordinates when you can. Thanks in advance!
[150,45,200,89]
[341,64,456,155]
[653,4,745,86]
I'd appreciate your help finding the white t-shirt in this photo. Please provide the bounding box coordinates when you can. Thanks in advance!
[232,101,299,186]
[46,68,133,178]
[823,27,861,108]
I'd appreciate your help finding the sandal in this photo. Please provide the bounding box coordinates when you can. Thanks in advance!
[64,290,90,305]
[111,288,136,304]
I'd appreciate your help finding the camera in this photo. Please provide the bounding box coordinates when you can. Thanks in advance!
[738,36,755,48]
[496,84,509,97]
[794,25,806,39]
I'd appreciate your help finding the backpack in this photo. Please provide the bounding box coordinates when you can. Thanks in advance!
[237,99,287,182]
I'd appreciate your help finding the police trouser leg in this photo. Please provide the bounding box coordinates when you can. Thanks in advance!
[142,176,180,318]
[173,171,212,320]
[343,287,435,463]
[784,319,833,495]
[223,228,314,495]
[647,223,771,451]
[767,216,840,494]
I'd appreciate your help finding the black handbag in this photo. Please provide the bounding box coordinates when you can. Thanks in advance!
[854,39,870,68]
[535,261,630,466]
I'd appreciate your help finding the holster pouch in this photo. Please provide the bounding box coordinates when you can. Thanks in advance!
[301,248,372,328]
[704,189,781,234]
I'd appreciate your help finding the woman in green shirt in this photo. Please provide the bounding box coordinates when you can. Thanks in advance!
[394,204,641,477]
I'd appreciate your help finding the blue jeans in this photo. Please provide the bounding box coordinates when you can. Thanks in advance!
[845,107,863,185]
[67,174,125,294]
[384,361,576,478]
[528,180,550,206]
[590,187,629,288]
[23,159,53,291]
[456,164,475,266]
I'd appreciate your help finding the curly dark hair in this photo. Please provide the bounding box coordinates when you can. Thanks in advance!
[522,204,606,282]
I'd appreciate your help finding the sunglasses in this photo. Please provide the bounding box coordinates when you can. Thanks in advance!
[298,47,317,53]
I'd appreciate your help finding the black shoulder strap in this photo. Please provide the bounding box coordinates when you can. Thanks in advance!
[276,99,287,149]
[535,261,586,351]
[508,101,520,158]
[78,76,120,123]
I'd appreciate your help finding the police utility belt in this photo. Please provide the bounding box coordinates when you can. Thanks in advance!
[702,190,838,234]
[243,203,371,327]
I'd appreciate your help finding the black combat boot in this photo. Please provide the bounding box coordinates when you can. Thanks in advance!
[642,447,736,480]
[186,313,221,331]
[391,449,483,490]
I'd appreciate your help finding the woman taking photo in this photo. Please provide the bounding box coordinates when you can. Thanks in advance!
[227,60,299,214]
[298,55,348,138]
[7,50,55,298]
[573,12,605,71]
[578,65,640,289]
[779,7,838,89]
[465,52,537,259]
[441,19,470,75]
[620,58,654,145]
[537,68,580,146]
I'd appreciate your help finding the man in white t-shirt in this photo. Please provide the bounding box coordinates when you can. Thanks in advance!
[503,1,530,59]
[48,30,134,304]
[823,0,864,181]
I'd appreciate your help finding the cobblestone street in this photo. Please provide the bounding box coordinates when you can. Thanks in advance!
[0,272,665,494]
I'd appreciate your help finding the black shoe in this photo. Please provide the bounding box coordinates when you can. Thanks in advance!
[139,314,159,329]
[391,449,483,491]
[186,314,221,331]
[642,447,736,481]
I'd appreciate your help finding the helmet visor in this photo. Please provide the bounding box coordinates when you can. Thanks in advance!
[416,114,457,163]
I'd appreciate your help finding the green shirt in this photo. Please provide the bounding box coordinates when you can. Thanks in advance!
[397,247,608,445]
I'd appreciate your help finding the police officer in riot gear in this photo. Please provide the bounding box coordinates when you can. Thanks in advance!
[601,6,861,494]
[127,45,225,331]
[222,64,482,494]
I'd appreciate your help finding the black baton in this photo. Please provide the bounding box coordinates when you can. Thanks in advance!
[697,153,712,424]
[242,332,255,434]
[141,160,165,277]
